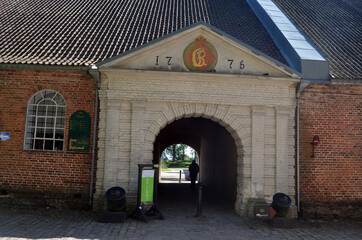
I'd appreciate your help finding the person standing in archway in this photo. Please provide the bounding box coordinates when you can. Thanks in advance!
[188,160,199,189]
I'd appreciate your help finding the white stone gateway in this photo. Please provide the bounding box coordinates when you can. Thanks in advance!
[92,23,300,217]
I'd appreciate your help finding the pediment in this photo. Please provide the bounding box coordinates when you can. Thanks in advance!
[97,23,299,78]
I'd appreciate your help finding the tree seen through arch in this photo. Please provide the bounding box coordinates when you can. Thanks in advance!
[160,144,199,183]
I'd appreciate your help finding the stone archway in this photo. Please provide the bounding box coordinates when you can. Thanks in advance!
[154,118,237,202]
[94,23,300,216]
[95,70,297,217]
[142,104,251,215]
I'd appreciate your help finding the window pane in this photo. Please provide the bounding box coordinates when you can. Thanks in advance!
[25,139,34,149]
[47,106,56,116]
[54,141,63,151]
[43,90,56,100]
[28,116,36,127]
[26,127,35,138]
[57,107,66,117]
[55,129,64,139]
[32,93,43,104]
[38,106,46,116]
[44,140,53,150]
[37,117,45,127]
[46,118,54,128]
[35,128,44,138]
[56,118,65,128]
[45,129,54,139]
[54,93,66,106]
[42,99,54,106]
[34,139,44,150]
[28,105,37,116]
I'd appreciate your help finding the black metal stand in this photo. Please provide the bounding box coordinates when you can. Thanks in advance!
[131,164,164,222]
[195,183,203,218]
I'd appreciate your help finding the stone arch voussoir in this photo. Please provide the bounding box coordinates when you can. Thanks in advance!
[144,103,251,215]
[145,104,247,156]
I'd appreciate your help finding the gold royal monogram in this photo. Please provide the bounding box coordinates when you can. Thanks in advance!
[192,48,207,67]
[183,36,218,72]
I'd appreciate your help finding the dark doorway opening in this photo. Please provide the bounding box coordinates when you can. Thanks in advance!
[153,117,238,212]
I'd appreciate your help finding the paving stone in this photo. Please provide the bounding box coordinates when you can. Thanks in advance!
[0,204,361,240]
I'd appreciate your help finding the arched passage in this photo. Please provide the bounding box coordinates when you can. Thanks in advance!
[153,117,238,204]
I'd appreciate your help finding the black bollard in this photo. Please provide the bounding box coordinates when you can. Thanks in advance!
[195,183,203,217]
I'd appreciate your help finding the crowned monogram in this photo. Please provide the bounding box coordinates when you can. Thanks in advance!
[183,36,218,72]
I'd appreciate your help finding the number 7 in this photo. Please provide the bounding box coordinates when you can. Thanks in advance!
[228,59,233,69]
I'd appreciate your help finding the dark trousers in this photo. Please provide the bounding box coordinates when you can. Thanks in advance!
[190,176,197,189]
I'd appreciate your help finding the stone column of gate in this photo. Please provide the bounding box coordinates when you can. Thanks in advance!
[275,107,290,194]
[128,100,146,206]
[101,100,122,201]
[251,106,266,199]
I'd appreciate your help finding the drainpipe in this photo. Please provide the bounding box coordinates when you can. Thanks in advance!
[296,81,309,214]
[88,67,100,207]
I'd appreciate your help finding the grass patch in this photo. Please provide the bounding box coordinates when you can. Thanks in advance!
[167,160,192,169]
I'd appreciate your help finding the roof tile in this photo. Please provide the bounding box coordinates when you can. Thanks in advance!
[0,0,286,67]
[274,0,362,79]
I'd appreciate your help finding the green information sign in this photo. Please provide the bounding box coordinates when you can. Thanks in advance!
[132,164,163,222]
[67,111,91,152]
[141,169,155,203]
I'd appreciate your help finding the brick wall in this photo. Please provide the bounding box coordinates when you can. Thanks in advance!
[0,67,97,209]
[299,84,362,219]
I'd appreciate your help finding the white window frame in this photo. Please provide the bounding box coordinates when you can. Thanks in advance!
[24,90,66,151]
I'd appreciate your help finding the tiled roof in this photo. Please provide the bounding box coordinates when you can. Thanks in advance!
[0,0,286,67]
[274,0,362,80]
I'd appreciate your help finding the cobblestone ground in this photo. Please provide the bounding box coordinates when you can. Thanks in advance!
[0,204,361,240]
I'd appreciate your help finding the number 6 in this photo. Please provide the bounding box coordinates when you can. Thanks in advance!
[240,60,245,69]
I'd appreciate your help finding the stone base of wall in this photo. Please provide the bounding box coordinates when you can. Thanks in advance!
[94,193,137,213]
[301,201,362,220]
[245,198,297,218]
[0,190,90,210]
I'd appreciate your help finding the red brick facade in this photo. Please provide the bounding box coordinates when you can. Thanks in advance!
[0,67,97,209]
[1,67,361,218]
[299,84,362,218]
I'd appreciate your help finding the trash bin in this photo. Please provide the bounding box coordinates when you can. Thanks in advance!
[106,187,126,212]
[271,192,291,217]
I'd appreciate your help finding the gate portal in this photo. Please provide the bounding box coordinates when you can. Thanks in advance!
[94,24,299,217]
[154,118,238,202]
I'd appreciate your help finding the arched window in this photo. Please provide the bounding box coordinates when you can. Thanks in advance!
[24,90,66,151]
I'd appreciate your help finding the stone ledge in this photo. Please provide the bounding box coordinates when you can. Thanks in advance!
[301,201,362,220]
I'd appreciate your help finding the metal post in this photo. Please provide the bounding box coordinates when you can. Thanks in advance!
[88,70,100,207]
[296,81,309,214]
[195,183,203,217]
[179,170,181,183]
